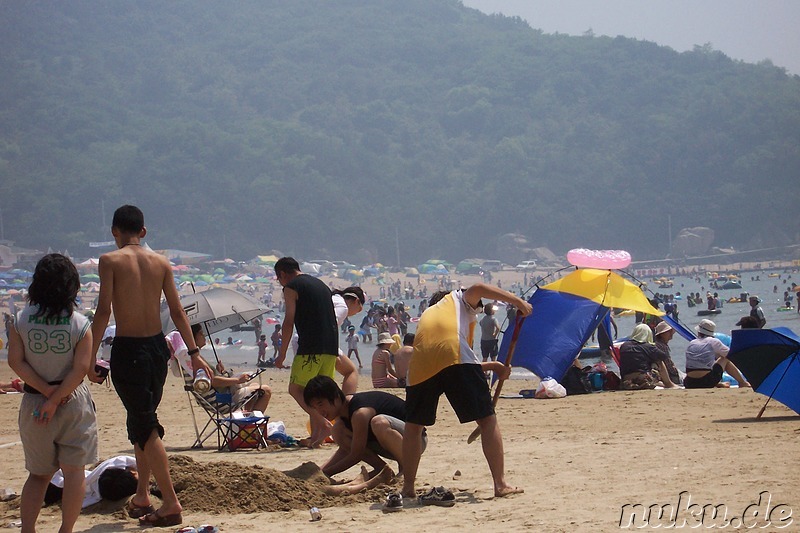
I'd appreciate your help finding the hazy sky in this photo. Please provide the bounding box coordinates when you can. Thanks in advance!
[463,0,800,75]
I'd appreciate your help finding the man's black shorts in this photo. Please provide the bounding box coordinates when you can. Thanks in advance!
[405,364,494,426]
[683,363,724,389]
[480,339,499,360]
[110,333,170,449]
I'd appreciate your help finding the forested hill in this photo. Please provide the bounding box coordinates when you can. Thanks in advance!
[1,1,798,264]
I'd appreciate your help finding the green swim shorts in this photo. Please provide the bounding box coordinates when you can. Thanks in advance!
[289,353,337,387]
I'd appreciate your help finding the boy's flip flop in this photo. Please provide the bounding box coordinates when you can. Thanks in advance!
[139,509,182,527]
[126,499,155,519]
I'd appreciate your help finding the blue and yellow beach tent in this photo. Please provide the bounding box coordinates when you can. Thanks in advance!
[498,268,662,382]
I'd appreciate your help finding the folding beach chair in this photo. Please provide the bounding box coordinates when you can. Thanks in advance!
[179,368,269,451]
[216,408,270,452]
[167,330,269,450]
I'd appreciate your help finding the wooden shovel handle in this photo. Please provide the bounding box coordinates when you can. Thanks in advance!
[467,313,526,444]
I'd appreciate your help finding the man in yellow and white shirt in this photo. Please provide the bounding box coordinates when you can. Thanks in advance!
[401,283,531,500]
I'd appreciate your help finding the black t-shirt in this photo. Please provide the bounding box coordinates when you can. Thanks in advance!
[343,391,406,442]
[619,340,665,376]
[285,274,337,355]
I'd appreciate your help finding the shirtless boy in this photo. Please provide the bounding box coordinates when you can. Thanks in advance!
[90,205,211,528]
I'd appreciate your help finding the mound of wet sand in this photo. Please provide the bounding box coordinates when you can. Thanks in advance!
[168,456,389,514]
[0,456,394,521]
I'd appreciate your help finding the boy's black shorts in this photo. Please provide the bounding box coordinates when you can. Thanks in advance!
[405,364,494,426]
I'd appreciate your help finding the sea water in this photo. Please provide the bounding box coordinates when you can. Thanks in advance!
[192,268,797,380]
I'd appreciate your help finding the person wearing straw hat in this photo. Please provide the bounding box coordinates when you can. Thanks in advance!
[653,321,682,386]
[684,319,751,389]
[371,332,399,388]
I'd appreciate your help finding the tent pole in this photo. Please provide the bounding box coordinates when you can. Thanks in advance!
[755,353,795,419]
[756,399,770,419]
[468,314,526,444]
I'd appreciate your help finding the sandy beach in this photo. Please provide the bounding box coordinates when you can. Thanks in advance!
[1,260,799,531]
[1,359,798,532]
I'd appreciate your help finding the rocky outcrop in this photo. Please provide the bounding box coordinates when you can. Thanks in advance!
[671,227,714,258]
[495,233,558,266]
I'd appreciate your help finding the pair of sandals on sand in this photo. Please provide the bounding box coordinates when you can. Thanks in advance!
[383,486,456,512]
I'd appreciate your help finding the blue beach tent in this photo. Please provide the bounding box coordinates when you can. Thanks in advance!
[497,268,662,382]
[728,327,800,417]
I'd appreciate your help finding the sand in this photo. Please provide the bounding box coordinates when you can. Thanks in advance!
[1,260,799,530]
[1,361,799,532]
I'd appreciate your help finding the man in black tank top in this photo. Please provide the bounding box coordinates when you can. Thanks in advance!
[304,375,426,478]
[274,257,338,447]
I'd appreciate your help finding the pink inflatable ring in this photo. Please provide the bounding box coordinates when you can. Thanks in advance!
[567,249,632,270]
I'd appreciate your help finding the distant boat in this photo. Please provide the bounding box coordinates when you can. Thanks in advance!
[720,281,742,289]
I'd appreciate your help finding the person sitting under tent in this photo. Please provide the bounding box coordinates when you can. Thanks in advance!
[167,325,271,414]
[684,320,751,389]
[653,321,682,386]
[619,324,678,390]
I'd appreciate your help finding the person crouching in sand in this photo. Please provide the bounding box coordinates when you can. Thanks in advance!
[304,375,421,482]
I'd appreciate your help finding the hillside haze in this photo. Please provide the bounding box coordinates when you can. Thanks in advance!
[1,0,798,264]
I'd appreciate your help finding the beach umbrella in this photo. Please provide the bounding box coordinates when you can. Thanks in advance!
[161,288,269,363]
[498,268,662,382]
[728,327,800,417]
